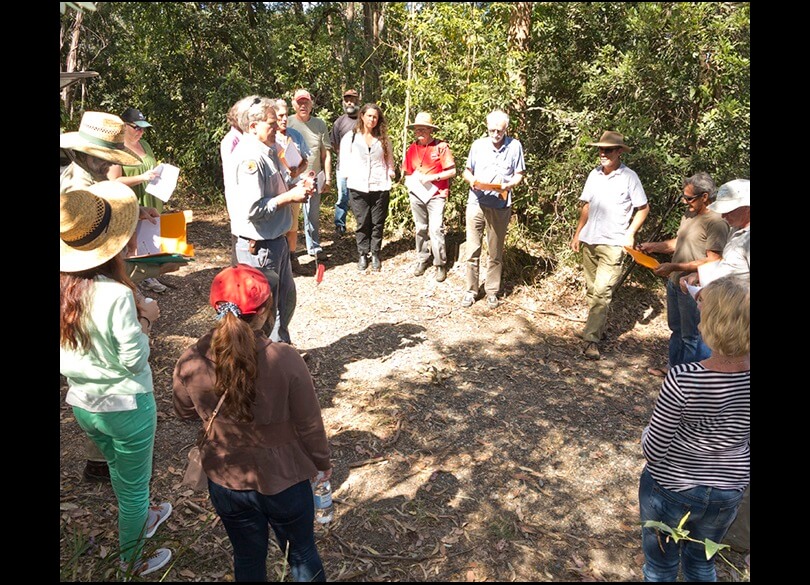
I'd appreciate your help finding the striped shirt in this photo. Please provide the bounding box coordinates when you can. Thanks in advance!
[642,362,749,491]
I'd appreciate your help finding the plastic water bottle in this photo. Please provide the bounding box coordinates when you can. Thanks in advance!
[312,471,334,524]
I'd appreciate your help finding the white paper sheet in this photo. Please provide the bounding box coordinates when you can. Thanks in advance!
[135,218,162,255]
[405,173,438,204]
[279,138,303,168]
[145,163,180,202]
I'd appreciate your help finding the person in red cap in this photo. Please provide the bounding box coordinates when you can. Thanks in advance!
[173,264,332,582]
[287,89,332,263]
[331,88,361,236]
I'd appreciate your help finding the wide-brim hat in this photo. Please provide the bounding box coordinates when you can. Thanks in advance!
[60,181,140,273]
[60,111,142,166]
[708,179,750,214]
[587,130,631,152]
[407,111,439,130]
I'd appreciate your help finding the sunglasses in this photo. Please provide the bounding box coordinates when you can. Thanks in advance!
[128,123,143,131]
[682,193,702,202]
[598,147,619,154]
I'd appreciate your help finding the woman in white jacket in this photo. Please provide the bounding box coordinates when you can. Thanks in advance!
[339,103,395,271]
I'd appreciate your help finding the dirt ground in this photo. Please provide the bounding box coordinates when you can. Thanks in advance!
[59,207,749,582]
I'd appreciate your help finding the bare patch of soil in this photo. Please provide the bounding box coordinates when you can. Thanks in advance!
[59,208,748,581]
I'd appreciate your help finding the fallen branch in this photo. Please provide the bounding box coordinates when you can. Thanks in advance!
[348,456,387,468]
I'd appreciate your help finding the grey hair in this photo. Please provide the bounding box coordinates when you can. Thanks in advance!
[227,94,259,129]
[239,96,275,133]
[684,172,717,202]
[486,109,510,129]
[272,98,288,113]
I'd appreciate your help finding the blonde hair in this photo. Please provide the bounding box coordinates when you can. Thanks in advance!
[698,275,750,357]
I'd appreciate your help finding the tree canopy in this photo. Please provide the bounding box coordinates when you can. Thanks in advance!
[60,2,749,264]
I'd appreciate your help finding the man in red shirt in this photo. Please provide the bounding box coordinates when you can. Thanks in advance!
[402,112,457,282]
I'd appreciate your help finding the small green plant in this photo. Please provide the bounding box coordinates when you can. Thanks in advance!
[642,511,746,578]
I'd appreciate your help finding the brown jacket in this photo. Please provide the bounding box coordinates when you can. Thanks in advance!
[173,331,331,495]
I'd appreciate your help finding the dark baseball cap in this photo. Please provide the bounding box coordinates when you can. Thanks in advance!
[343,89,359,99]
[120,107,153,128]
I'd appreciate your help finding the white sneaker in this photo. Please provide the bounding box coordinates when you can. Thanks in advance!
[145,502,172,538]
[120,548,172,579]
[142,278,168,293]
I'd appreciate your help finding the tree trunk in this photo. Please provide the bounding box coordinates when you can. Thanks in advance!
[508,2,531,139]
[61,10,84,119]
[342,2,355,86]
[363,2,383,101]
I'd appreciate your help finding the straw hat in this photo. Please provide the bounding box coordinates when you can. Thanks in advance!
[60,181,140,273]
[587,130,631,152]
[60,112,142,166]
[407,112,439,130]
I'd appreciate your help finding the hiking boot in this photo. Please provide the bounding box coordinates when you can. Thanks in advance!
[141,278,167,293]
[413,261,430,277]
[583,342,601,360]
[435,265,447,282]
[371,252,382,272]
[487,294,500,309]
[357,254,368,271]
[83,460,110,483]
[461,291,476,308]
[335,225,346,237]
[145,503,172,538]
[121,548,173,579]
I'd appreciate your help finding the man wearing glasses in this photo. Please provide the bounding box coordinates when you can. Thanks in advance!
[228,97,313,344]
[637,173,729,375]
[460,109,525,309]
[570,131,649,360]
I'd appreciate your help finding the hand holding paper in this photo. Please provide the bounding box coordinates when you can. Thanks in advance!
[145,163,180,202]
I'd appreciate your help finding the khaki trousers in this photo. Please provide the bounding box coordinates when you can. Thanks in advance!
[581,243,624,343]
[465,202,511,296]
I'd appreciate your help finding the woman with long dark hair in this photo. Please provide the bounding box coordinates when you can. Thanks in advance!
[339,102,396,271]
[173,264,332,582]
[60,181,172,577]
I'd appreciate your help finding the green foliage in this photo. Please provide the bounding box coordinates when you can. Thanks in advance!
[642,511,744,574]
[61,2,749,271]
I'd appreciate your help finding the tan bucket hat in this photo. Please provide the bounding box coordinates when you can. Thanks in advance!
[587,130,631,152]
[60,112,142,166]
[60,181,140,273]
[407,112,439,130]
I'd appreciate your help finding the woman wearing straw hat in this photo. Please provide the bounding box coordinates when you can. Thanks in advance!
[173,264,332,582]
[60,181,172,577]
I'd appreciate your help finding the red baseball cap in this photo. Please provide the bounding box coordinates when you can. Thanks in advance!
[209,264,272,315]
[293,89,313,103]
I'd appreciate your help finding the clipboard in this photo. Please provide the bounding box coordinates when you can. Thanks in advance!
[126,253,193,265]
[623,246,660,269]
[473,181,508,200]
[135,210,195,258]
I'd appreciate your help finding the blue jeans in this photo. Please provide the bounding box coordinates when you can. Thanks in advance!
[302,191,322,255]
[666,279,711,367]
[639,467,744,582]
[334,176,349,229]
[235,236,295,344]
[208,479,326,582]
